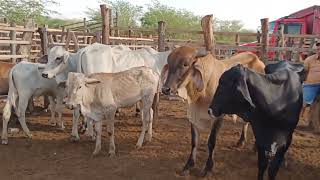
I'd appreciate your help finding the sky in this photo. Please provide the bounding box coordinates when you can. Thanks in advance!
[52,0,320,30]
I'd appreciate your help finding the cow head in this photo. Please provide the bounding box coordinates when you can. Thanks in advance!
[63,72,100,109]
[40,46,70,80]
[162,46,209,95]
[208,64,255,118]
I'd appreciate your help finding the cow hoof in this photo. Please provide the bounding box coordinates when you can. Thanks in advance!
[176,169,190,177]
[92,150,100,156]
[236,140,245,147]
[135,144,142,149]
[108,151,116,158]
[201,170,213,178]
[50,123,56,127]
[1,139,8,145]
[70,135,80,142]
[27,133,33,139]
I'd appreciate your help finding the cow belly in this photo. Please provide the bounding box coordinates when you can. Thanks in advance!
[0,78,9,95]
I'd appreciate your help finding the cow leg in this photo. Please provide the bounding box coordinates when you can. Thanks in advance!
[70,106,81,142]
[257,147,268,180]
[48,96,57,126]
[136,108,149,148]
[268,137,292,180]
[145,108,154,142]
[151,92,160,126]
[181,124,199,175]
[236,122,249,147]
[106,109,116,157]
[1,101,12,144]
[202,117,223,177]
[135,101,141,117]
[85,117,96,141]
[17,96,32,138]
[92,120,102,156]
[55,97,64,130]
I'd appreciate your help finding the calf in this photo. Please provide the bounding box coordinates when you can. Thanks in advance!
[208,64,302,180]
[2,62,64,144]
[64,66,159,156]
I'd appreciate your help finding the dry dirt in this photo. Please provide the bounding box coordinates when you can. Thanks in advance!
[0,97,319,180]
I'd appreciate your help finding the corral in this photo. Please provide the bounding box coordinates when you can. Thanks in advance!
[1,2,320,180]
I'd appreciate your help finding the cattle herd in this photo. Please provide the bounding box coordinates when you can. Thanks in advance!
[0,43,313,180]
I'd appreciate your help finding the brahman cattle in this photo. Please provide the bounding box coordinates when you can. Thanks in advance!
[2,62,64,144]
[0,62,15,95]
[208,64,302,180]
[63,66,159,156]
[161,46,265,176]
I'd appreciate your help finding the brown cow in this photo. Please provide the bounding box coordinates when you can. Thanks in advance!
[0,62,15,95]
[162,46,265,176]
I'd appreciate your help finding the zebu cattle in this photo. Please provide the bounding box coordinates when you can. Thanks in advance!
[40,43,170,141]
[1,62,64,144]
[208,64,302,180]
[64,67,159,156]
[161,46,265,176]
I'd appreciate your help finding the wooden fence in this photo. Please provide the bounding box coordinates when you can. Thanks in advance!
[1,4,319,63]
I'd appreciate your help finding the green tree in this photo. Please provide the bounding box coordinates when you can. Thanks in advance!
[0,0,58,25]
[214,19,256,44]
[86,0,143,27]
[141,0,201,39]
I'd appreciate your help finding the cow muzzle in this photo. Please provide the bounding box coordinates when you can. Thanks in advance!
[162,86,171,95]
[42,72,48,78]
[208,108,215,119]
[208,107,222,119]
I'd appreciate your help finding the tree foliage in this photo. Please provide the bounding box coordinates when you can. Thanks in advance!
[86,0,143,27]
[0,0,58,25]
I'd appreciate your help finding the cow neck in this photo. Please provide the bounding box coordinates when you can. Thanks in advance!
[186,54,221,103]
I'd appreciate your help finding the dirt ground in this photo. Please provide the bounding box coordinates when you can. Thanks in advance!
[0,97,319,180]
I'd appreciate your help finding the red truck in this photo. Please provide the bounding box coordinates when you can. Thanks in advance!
[241,5,320,60]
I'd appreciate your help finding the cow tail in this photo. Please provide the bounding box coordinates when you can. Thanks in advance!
[152,73,161,125]
[5,68,19,118]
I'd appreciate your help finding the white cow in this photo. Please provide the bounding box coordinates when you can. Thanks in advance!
[64,67,159,156]
[2,61,64,144]
[41,43,171,141]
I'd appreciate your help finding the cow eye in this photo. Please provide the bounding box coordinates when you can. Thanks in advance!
[77,86,82,90]
[183,63,189,67]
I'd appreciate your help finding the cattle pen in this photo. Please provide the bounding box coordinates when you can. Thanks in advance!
[0,3,320,180]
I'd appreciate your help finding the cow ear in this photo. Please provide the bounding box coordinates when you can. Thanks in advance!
[195,48,209,58]
[37,55,48,64]
[237,71,255,108]
[85,78,101,86]
[192,60,204,92]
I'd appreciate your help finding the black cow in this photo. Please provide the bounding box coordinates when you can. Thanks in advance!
[208,64,303,180]
[265,60,305,82]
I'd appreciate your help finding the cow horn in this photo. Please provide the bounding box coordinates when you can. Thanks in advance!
[195,48,209,58]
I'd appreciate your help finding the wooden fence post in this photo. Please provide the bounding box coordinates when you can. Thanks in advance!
[260,18,269,63]
[275,24,284,60]
[100,4,110,44]
[38,26,48,56]
[83,18,88,44]
[201,15,215,54]
[158,21,166,52]
[61,26,66,43]
[235,34,240,46]
[10,22,17,63]
[65,29,71,50]
[71,32,79,51]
